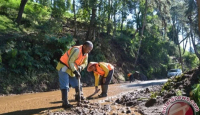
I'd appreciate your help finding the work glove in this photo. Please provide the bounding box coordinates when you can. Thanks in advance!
[78,66,83,72]
[73,70,81,79]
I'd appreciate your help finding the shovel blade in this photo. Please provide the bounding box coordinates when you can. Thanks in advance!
[86,89,100,99]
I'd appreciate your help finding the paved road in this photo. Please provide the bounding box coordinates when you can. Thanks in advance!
[0,79,168,115]
[124,79,168,88]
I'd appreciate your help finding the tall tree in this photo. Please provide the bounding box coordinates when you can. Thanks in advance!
[134,0,148,67]
[107,0,112,34]
[52,0,69,18]
[38,0,51,6]
[73,0,77,37]
[86,0,98,41]
[196,0,200,32]
[188,16,200,59]
[16,0,28,24]
[113,0,118,36]
[185,0,200,60]
[120,0,126,31]
[98,0,104,33]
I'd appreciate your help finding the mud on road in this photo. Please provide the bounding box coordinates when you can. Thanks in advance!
[0,79,167,115]
[46,85,164,115]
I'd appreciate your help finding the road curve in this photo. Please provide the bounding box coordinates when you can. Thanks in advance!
[0,79,168,115]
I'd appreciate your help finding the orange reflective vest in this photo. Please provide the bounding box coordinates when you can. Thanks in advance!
[60,45,87,70]
[127,73,132,77]
[94,62,114,76]
[94,64,105,76]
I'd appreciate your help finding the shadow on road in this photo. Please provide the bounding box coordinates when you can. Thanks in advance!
[50,101,62,104]
[1,106,63,115]
[126,80,167,88]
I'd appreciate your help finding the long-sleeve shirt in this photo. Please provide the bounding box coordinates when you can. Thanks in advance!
[56,47,88,77]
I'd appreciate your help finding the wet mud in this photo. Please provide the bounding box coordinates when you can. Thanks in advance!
[0,80,168,115]
[0,83,141,115]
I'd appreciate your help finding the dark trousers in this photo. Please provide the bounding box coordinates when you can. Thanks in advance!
[129,75,134,82]
[100,69,114,85]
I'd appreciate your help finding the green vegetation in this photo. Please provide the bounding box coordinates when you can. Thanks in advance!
[150,91,159,99]
[175,89,182,96]
[190,84,200,115]
[0,34,74,94]
[0,0,75,94]
[191,84,200,107]
[183,52,199,71]
[0,15,19,32]
[191,77,200,115]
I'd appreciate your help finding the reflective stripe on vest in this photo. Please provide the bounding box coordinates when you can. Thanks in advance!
[94,64,105,76]
[59,45,87,69]
[94,62,114,76]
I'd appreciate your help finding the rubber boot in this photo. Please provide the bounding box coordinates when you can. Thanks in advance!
[102,85,108,97]
[75,86,85,101]
[98,85,103,97]
[98,85,108,97]
[61,89,73,108]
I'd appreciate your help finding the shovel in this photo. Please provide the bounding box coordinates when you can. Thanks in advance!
[77,76,81,106]
[86,88,100,99]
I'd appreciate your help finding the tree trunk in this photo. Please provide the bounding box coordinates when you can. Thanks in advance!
[101,20,104,33]
[189,37,192,52]
[53,0,56,8]
[134,0,147,67]
[178,40,183,71]
[172,21,175,43]
[196,0,200,32]
[51,0,53,6]
[100,0,104,33]
[108,0,111,21]
[182,27,184,49]
[73,0,77,37]
[121,11,124,31]
[16,0,28,25]
[113,9,116,36]
[183,37,188,55]
[162,17,167,40]
[188,16,200,60]
[86,7,97,41]
[107,0,111,35]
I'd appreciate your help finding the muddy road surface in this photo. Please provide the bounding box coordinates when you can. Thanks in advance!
[0,79,168,115]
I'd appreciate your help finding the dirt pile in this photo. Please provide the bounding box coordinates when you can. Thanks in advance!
[115,86,164,115]
[45,99,140,115]
[114,67,200,115]
[162,66,200,97]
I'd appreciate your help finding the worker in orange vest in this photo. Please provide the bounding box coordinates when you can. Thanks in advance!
[56,41,93,108]
[127,73,134,83]
[87,62,114,97]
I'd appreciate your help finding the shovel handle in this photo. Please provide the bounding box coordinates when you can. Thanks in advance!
[77,77,81,102]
